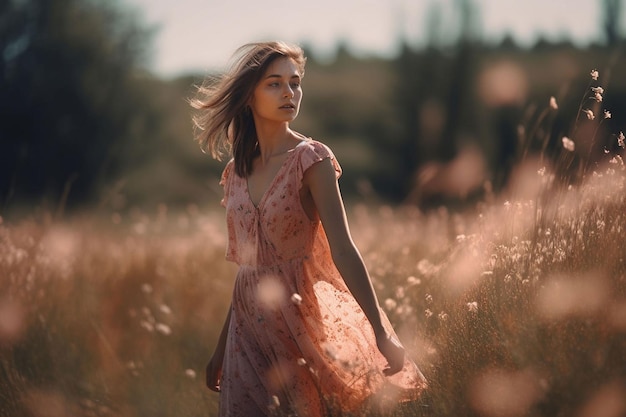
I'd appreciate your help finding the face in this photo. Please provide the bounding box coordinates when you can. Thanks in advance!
[249,57,303,125]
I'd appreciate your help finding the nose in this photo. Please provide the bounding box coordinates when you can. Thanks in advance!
[283,85,294,98]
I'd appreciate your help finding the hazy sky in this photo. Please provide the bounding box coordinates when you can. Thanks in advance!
[120,0,616,77]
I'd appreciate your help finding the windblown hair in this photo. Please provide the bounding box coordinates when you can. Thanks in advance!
[190,41,306,178]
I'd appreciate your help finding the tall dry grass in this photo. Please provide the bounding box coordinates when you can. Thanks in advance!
[1,69,625,416]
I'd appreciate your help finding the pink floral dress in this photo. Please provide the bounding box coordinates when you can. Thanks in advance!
[218,139,426,416]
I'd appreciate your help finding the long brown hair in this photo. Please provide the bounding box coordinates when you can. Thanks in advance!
[190,41,306,178]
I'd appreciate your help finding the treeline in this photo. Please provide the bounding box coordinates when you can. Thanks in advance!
[0,0,163,215]
[1,0,625,218]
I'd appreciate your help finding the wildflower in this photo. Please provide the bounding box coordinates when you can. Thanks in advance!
[395,286,405,299]
[155,323,171,335]
[425,309,433,318]
[269,395,281,410]
[159,304,172,315]
[425,294,433,304]
[185,369,196,379]
[438,312,449,321]
[582,109,595,120]
[406,275,421,286]
[290,293,303,306]
[549,96,558,110]
[140,320,154,332]
[467,302,479,312]
[384,298,397,311]
[591,86,604,94]
[590,69,599,80]
[593,92,603,102]
[618,132,625,148]
[562,136,575,152]
[127,361,141,376]
[604,110,611,119]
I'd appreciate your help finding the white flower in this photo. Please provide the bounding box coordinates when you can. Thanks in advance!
[618,131,625,148]
[562,136,575,152]
[604,110,611,119]
[140,320,154,332]
[591,86,604,94]
[590,69,599,80]
[290,293,303,306]
[467,302,479,312]
[406,275,421,286]
[270,395,280,409]
[582,109,595,120]
[155,323,171,335]
[594,92,603,102]
[384,298,397,311]
[549,96,558,110]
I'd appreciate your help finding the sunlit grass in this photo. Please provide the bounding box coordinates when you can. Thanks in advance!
[1,69,626,416]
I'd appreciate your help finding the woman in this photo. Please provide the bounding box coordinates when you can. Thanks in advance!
[191,41,426,416]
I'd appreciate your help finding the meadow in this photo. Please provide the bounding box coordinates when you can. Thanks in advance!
[1,71,626,417]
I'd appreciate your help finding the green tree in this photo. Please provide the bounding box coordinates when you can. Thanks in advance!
[0,0,154,213]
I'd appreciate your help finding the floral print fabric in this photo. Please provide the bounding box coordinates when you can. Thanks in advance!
[218,139,426,416]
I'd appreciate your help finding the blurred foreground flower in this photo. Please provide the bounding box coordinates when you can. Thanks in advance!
[257,276,285,311]
[468,368,544,417]
[577,381,626,417]
[536,273,608,320]
[0,297,26,346]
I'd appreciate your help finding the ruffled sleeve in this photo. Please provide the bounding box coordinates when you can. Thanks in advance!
[219,159,235,207]
[296,140,342,189]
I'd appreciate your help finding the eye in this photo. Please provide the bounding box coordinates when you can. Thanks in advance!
[290,82,301,88]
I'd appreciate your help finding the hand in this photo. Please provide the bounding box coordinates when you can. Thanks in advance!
[376,333,405,376]
[205,355,222,392]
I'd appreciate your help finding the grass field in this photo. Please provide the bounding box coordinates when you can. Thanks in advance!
[1,72,626,416]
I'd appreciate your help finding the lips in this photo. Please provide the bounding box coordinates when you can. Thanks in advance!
[279,103,295,109]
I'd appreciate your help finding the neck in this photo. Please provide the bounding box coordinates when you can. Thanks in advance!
[255,122,294,163]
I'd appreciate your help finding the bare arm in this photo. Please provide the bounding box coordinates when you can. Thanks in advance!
[303,158,405,374]
[206,306,231,392]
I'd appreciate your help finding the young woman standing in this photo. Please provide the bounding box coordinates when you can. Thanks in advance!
[191,41,426,417]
